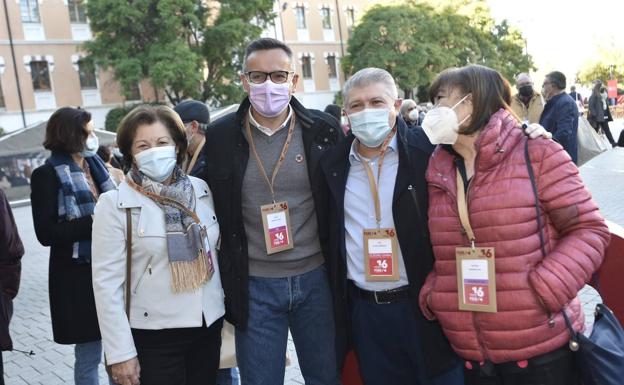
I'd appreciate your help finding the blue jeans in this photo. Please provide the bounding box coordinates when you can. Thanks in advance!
[235,264,339,385]
[74,340,113,385]
[216,367,240,385]
[351,296,464,385]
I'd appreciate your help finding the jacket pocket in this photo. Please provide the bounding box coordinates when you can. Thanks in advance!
[133,255,154,294]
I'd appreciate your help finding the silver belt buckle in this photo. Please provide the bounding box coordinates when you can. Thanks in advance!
[373,290,392,305]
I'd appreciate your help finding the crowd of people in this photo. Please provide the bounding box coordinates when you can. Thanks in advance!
[0,37,614,385]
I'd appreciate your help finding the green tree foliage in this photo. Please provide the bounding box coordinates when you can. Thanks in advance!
[342,1,533,99]
[578,44,624,85]
[85,0,274,106]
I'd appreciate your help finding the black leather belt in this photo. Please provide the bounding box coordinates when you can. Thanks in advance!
[349,281,411,304]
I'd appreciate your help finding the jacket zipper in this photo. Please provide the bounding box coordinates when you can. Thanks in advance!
[133,255,153,294]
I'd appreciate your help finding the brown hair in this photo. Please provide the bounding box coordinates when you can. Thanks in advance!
[116,105,188,168]
[43,107,91,154]
[428,65,516,135]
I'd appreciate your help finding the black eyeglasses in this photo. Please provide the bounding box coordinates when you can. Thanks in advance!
[245,71,294,84]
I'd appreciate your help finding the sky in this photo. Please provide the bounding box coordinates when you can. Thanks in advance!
[487,0,624,91]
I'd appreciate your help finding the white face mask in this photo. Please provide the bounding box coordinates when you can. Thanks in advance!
[81,134,99,157]
[134,146,177,182]
[408,109,420,122]
[348,108,392,148]
[421,94,471,145]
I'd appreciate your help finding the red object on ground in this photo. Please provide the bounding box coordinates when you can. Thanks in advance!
[341,351,364,385]
[592,221,624,325]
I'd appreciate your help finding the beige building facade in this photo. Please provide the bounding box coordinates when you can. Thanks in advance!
[0,0,377,133]
[264,0,377,110]
[0,0,154,132]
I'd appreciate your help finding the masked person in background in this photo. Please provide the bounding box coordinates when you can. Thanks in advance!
[400,99,420,129]
[510,73,545,124]
[91,105,225,385]
[419,64,609,385]
[31,107,116,385]
[201,38,343,385]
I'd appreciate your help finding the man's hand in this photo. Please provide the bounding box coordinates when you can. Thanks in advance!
[524,123,552,139]
[111,357,141,385]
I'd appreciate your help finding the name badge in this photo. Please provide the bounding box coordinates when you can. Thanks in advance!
[261,201,294,255]
[456,247,497,312]
[364,228,400,281]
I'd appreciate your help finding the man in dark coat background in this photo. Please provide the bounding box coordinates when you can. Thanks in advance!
[539,71,579,163]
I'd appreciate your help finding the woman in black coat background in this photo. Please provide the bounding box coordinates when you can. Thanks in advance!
[588,82,616,146]
[31,107,115,385]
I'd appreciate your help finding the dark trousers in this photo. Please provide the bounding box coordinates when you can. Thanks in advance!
[349,289,463,385]
[131,317,223,385]
[464,346,578,385]
[0,351,4,385]
[596,121,616,145]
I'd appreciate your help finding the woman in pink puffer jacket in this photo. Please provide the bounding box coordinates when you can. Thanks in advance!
[418,65,610,385]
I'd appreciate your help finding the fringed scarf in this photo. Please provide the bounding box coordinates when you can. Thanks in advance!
[47,152,116,263]
[127,166,212,293]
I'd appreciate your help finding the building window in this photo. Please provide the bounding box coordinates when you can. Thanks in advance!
[321,6,331,29]
[0,79,5,108]
[327,54,337,78]
[127,83,141,101]
[301,56,313,79]
[20,0,40,23]
[78,60,97,89]
[295,5,306,29]
[345,7,355,27]
[68,0,87,23]
[30,60,51,91]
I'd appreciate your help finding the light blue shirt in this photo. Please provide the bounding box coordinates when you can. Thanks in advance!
[344,135,409,291]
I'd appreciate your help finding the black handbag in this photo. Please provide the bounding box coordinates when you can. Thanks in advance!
[524,137,624,385]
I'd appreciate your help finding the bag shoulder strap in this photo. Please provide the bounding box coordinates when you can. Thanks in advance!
[125,208,132,317]
[525,138,578,344]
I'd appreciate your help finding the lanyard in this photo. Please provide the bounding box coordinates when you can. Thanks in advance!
[361,129,396,228]
[455,169,476,249]
[185,136,206,175]
[245,113,296,204]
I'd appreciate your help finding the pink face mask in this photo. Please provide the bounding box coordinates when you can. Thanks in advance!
[248,79,291,118]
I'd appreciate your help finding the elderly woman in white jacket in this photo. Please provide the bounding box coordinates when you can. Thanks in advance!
[92,105,225,385]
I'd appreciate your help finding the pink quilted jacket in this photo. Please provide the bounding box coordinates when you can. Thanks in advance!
[419,109,610,363]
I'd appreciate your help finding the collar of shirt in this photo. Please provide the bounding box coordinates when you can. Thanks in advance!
[348,134,398,165]
[248,106,292,136]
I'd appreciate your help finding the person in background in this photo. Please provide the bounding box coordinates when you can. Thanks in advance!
[0,188,24,385]
[31,107,116,385]
[400,99,419,128]
[539,71,579,164]
[174,100,210,177]
[325,104,350,135]
[97,145,125,185]
[92,105,225,385]
[510,73,545,124]
[588,82,617,147]
[569,85,583,104]
[420,64,609,384]
[0,172,11,190]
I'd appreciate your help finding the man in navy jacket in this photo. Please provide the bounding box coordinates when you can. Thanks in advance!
[540,71,579,163]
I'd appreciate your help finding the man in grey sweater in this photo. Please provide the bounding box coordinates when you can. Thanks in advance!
[202,38,343,385]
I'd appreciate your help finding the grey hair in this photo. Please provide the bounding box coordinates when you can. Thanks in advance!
[515,72,532,83]
[400,99,417,116]
[342,68,398,105]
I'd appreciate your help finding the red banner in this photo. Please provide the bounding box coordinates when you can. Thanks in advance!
[607,79,618,98]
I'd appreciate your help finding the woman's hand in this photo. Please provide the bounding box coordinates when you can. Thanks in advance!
[111,357,141,385]
[524,123,552,140]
